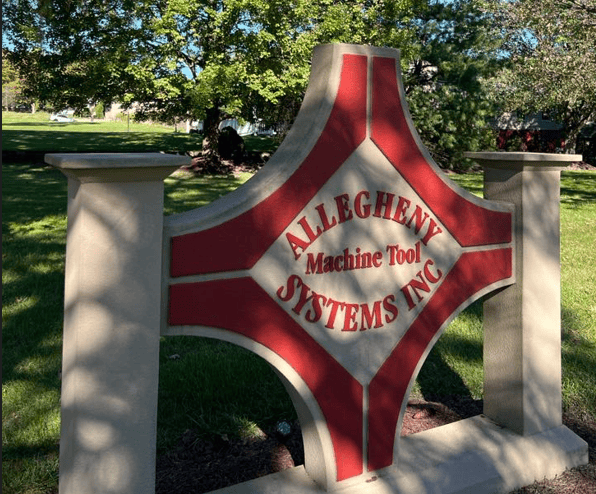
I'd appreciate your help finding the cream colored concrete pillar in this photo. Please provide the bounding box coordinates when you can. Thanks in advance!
[46,153,189,494]
[465,152,581,436]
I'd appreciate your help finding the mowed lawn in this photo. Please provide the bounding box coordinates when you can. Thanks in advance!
[2,145,595,492]
[1,111,277,155]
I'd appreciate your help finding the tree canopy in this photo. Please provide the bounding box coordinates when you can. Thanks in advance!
[2,0,519,169]
[487,0,596,150]
[5,0,428,167]
[402,0,504,167]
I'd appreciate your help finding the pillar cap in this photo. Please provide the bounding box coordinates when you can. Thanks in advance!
[465,152,582,171]
[45,153,190,183]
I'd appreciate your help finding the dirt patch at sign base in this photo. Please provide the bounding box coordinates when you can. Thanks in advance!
[155,396,595,494]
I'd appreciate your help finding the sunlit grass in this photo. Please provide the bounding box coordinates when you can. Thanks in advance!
[2,111,201,154]
[163,170,254,215]
[2,111,279,156]
[2,110,176,133]
[559,173,596,416]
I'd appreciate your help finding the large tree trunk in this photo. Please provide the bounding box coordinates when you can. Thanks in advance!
[200,106,231,174]
[560,102,594,155]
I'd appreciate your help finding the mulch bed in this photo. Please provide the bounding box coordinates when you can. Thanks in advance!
[566,161,596,171]
[155,395,595,493]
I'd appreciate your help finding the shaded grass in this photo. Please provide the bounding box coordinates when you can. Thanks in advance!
[2,162,595,494]
[3,129,201,154]
[157,338,295,452]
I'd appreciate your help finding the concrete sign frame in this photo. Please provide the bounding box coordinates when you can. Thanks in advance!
[164,43,517,489]
[48,44,588,494]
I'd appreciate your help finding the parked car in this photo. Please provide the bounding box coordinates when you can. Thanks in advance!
[50,112,75,123]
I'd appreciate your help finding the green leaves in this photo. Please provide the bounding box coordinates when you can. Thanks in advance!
[3,0,508,168]
[400,0,502,169]
[487,0,596,150]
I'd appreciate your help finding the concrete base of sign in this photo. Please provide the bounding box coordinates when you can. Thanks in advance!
[210,416,588,494]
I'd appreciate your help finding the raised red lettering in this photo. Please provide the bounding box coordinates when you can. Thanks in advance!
[354,190,371,218]
[306,293,327,323]
[387,242,421,266]
[374,191,395,219]
[334,194,354,223]
[343,248,355,270]
[292,281,315,315]
[397,249,405,264]
[406,205,429,234]
[401,272,431,310]
[306,252,324,274]
[315,203,338,231]
[360,251,372,269]
[420,218,443,245]
[372,251,383,267]
[361,301,383,330]
[297,216,322,243]
[277,274,401,332]
[323,255,334,273]
[343,303,360,331]
[392,196,411,224]
[334,255,343,272]
[400,259,443,310]
[276,274,302,301]
[325,298,346,329]
[423,258,443,283]
[383,294,399,323]
[386,245,397,265]
[286,233,310,260]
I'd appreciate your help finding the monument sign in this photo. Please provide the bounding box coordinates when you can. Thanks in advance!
[47,44,587,494]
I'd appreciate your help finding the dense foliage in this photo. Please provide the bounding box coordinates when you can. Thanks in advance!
[486,0,596,151]
[402,0,503,168]
[2,51,26,110]
[2,1,415,142]
[12,0,591,169]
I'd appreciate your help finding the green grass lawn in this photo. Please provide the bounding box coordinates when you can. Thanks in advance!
[2,160,595,494]
[1,111,278,155]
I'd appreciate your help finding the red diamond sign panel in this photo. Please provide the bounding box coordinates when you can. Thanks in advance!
[251,139,463,385]
[166,44,514,486]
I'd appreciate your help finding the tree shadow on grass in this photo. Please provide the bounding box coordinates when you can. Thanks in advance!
[2,164,66,471]
[560,171,596,205]
[413,302,484,416]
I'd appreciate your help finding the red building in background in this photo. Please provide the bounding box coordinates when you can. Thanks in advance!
[493,112,566,153]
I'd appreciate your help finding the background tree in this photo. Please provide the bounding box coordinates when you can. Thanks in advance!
[4,0,420,170]
[4,0,142,116]
[402,0,504,169]
[2,50,26,110]
[487,0,596,152]
[4,0,504,171]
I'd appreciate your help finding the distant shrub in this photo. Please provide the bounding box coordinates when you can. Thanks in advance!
[95,103,105,119]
